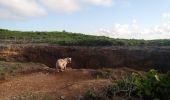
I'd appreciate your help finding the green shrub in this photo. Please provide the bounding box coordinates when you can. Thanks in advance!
[133,69,170,100]
[85,69,170,100]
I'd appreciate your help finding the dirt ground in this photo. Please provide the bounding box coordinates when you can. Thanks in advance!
[0,69,111,100]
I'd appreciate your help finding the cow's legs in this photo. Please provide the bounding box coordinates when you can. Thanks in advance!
[56,68,60,72]
[61,65,66,72]
[64,66,66,70]
[60,69,65,72]
[56,65,60,72]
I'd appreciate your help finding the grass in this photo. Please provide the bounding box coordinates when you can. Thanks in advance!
[0,61,50,80]
[1,29,170,46]
[91,69,116,79]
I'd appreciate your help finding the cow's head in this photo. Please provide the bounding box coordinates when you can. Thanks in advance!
[66,57,71,63]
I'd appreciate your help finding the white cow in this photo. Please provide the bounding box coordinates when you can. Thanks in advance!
[56,57,71,72]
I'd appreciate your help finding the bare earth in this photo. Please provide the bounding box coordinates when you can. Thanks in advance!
[0,69,111,100]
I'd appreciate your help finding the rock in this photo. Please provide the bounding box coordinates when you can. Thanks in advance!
[60,96,65,99]
[77,95,83,100]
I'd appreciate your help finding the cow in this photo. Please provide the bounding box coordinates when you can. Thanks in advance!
[56,57,71,72]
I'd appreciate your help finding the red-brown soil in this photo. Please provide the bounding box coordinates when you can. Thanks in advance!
[0,69,111,100]
[0,67,139,100]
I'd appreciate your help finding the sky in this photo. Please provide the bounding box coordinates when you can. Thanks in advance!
[0,0,170,40]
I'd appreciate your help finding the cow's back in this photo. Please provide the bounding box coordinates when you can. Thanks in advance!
[56,59,66,68]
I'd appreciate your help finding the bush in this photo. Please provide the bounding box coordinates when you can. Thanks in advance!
[133,69,170,100]
[84,69,170,100]
[104,74,136,98]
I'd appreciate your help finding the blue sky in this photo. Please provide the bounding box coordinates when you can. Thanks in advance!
[0,0,170,39]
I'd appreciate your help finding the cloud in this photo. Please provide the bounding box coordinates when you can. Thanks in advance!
[162,12,170,18]
[0,0,115,19]
[0,9,19,19]
[41,0,81,14]
[0,0,46,18]
[41,0,114,14]
[95,20,170,40]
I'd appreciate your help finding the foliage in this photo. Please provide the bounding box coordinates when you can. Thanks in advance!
[133,69,170,100]
[1,29,170,46]
[83,69,170,100]
[104,74,136,98]
[83,90,97,100]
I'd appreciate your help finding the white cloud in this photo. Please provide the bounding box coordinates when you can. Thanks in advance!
[85,0,113,7]
[113,24,130,34]
[95,20,170,40]
[0,0,46,18]
[0,0,115,19]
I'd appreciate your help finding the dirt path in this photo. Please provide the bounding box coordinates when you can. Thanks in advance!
[0,69,110,100]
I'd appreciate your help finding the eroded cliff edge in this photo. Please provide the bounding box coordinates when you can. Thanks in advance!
[0,44,170,72]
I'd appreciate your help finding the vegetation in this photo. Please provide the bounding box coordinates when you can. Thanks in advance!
[83,69,170,100]
[1,29,170,46]
[0,61,49,80]
[91,69,115,79]
[83,90,97,100]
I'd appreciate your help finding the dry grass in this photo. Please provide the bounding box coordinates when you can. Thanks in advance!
[0,61,50,81]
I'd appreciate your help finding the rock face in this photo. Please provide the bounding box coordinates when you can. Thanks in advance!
[0,44,170,72]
